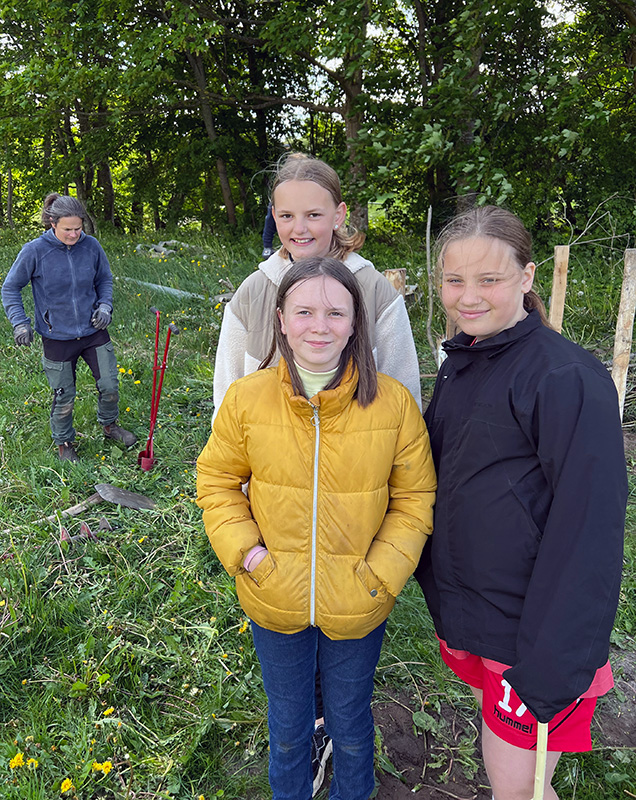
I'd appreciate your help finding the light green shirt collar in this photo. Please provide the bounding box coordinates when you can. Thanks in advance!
[295,362,338,399]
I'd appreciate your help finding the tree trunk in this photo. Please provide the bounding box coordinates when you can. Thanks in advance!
[97,161,116,226]
[145,151,164,230]
[130,199,143,234]
[62,108,96,234]
[341,3,369,231]
[454,32,483,214]
[246,40,271,203]
[185,51,237,227]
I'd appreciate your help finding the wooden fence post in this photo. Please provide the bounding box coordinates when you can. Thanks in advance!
[383,268,406,297]
[611,249,636,420]
[549,245,569,333]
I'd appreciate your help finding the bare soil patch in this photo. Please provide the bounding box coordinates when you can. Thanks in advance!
[370,648,636,799]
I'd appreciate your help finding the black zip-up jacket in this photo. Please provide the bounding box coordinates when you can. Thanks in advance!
[416,311,627,723]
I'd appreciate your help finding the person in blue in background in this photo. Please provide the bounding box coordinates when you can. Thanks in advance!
[1,193,136,462]
[262,202,278,257]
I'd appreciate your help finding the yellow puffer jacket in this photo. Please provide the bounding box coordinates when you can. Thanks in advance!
[196,360,436,640]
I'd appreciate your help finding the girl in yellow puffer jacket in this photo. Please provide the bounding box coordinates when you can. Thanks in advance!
[197,256,436,800]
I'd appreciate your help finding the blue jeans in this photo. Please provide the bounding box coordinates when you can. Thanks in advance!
[251,620,386,800]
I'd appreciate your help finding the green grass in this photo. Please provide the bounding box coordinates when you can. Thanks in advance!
[0,225,634,798]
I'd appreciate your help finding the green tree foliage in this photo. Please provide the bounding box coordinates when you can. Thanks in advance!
[0,0,634,235]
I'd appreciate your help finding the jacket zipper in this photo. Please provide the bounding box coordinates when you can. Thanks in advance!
[310,402,320,627]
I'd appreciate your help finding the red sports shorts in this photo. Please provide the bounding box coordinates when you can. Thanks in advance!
[438,640,611,752]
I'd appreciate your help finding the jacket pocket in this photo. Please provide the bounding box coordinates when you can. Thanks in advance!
[43,309,52,332]
[354,559,388,605]
[248,551,276,586]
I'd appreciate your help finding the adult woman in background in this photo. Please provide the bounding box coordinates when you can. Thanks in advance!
[1,193,136,461]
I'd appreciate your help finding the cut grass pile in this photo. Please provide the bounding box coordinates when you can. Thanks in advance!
[0,225,634,799]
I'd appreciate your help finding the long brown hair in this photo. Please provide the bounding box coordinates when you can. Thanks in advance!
[271,153,365,261]
[260,257,378,406]
[435,205,550,326]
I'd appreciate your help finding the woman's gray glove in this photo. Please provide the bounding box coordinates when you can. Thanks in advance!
[91,304,112,330]
[13,322,33,346]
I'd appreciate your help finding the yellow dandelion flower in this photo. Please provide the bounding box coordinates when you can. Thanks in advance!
[21,678,27,685]
[92,761,103,772]
[9,752,24,769]
[101,760,113,775]
[128,369,132,374]
[138,536,146,544]
[198,795,206,800]
[103,706,115,716]
[119,367,125,373]
[134,379,141,384]
[125,407,130,412]
[215,303,221,310]
[60,778,74,793]
[238,619,249,634]
[185,387,190,392]
[26,758,38,769]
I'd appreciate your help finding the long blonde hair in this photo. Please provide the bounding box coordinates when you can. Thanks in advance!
[271,153,365,261]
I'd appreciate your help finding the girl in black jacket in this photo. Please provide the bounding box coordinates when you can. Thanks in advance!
[416,206,627,799]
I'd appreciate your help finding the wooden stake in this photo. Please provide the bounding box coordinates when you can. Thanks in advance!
[383,268,406,297]
[549,245,569,333]
[611,249,636,420]
[533,721,549,800]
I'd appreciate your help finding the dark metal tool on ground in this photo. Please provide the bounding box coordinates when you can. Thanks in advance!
[1,483,156,534]
[138,307,180,471]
